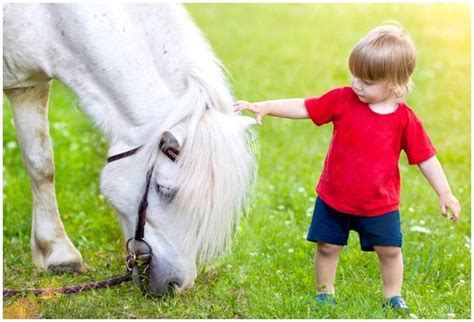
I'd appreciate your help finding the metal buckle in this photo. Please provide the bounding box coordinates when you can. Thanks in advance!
[126,238,152,261]
[125,238,152,293]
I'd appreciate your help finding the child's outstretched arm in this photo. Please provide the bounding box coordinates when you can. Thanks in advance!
[418,156,461,222]
[233,99,308,125]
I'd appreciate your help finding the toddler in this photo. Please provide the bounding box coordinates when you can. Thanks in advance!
[234,24,461,312]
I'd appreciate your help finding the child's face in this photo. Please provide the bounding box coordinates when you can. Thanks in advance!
[350,76,394,104]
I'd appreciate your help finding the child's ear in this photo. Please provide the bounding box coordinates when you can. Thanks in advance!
[237,115,258,129]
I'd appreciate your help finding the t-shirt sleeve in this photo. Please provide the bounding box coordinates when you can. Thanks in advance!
[304,87,346,126]
[402,110,437,165]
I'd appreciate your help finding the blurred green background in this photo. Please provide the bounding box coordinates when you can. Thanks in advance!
[3,3,470,319]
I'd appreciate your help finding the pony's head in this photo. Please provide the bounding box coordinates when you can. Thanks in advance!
[100,101,256,296]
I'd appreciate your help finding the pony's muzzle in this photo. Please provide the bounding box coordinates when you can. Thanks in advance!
[146,276,184,297]
[146,255,186,297]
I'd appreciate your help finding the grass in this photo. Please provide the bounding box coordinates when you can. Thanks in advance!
[3,3,471,319]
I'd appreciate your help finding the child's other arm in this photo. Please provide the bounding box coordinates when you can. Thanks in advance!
[418,156,461,222]
[233,99,308,125]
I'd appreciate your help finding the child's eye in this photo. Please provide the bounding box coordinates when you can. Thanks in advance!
[363,80,373,86]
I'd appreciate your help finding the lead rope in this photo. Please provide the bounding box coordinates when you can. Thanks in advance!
[3,275,132,298]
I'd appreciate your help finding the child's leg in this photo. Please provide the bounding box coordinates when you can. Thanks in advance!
[315,242,343,294]
[373,246,403,299]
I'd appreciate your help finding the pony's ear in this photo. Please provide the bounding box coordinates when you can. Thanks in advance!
[237,115,257,129]
[159,131,181,162]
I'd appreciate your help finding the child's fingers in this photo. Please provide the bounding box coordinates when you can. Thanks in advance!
[233,100,248,106]
[448,202,461,222]
[256,113,263,126]
[440,199,461,222]
[439,203,448,217]
[235,103,258,113]
[233,101,249,112]
[234,103,261,114]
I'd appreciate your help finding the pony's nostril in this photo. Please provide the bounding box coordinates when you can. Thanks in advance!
[165,279,181,293]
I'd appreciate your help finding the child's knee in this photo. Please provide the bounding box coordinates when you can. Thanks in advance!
[317,242,343,257]
[374,246,401,259]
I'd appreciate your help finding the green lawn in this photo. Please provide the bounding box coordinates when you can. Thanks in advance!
[3,3,470,319]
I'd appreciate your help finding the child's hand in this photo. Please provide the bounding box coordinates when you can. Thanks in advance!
[439,192,461,222]
[233,100,267,125]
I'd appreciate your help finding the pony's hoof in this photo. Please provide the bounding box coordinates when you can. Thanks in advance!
[48,262,84,274]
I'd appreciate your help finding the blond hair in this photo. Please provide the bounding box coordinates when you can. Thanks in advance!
[348,23,417,99]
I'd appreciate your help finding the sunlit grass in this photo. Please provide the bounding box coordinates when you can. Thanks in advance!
[3,3,470,318]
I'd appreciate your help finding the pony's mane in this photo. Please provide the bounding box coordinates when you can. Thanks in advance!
[139,73,256,263]
[174,107,256,262]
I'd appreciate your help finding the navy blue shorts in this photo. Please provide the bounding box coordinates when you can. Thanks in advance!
[307,197,402,251]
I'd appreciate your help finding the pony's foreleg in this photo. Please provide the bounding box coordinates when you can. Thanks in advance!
[5,82,83,273]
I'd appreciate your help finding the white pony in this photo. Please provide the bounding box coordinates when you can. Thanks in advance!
[3,3,256,296]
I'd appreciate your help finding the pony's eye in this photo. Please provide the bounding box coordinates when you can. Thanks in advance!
[156,183,176,202]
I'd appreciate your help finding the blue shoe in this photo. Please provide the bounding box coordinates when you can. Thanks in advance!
[315,293,336,306]
[383,296,409,312]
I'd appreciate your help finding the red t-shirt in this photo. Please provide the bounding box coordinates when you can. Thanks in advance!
[305,87,437,216]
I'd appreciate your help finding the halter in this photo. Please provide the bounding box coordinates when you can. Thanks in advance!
[107,139,179,295]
